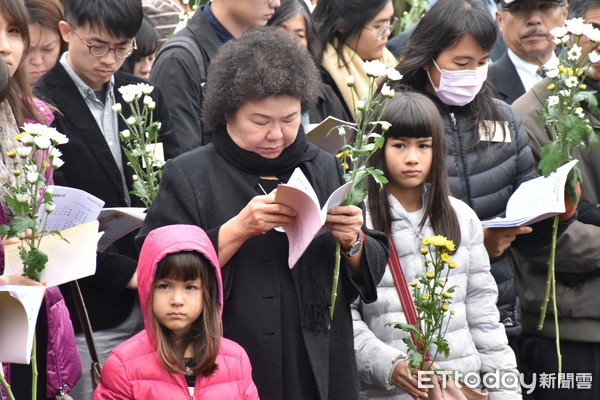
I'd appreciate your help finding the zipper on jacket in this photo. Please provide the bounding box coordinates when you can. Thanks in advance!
[448,112,474,208]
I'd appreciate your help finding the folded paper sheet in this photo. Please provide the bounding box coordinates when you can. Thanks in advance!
[0,285,46,363]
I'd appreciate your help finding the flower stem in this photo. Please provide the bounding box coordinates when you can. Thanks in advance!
[329,241,341,330]
[0,363,16,400]
[31,334,37,400]
[538,215,559,329]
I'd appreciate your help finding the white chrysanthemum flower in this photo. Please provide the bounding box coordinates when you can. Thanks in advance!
[546,68,559,78]
[16,193,29,203]
[568,44,582,61]
[45,185,54,195]
[138,83,154,95]
[49,148,62,159]
[121,129,131,139]
[147,100,156,110]
[559,89,571,97]
[16,147,32,158]
[566,18,586,35]
[18,133,34,145]
[33,135,51,150]
[565,76,579,88]
[547,95,559,107]
[575,107,585,118]
[385,68,402,81]
[52,157,65,169]
[122,92,135,103]
[381,83,395,98]
[143,95,154,106]
[338,126,346,137]
[550,26,569,40]
[364,60,387,78]
[126,116,136,125]
[356,99,366,110]
[111,103,122,113]
[45,203,56,213]
[346,75,355,87]
[586,26,600,42]
[589,51,600,64]
[26,171,39,183]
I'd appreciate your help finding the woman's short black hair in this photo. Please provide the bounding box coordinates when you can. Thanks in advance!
[202,27,320,130]
[121,17,158,75]
[313,0,391,63]
[268,0,321,62]
[63,0,143,39]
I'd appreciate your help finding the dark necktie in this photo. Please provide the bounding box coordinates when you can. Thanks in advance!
[537,66,548,78]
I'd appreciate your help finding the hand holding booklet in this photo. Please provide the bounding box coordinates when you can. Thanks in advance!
[274,168,351,268]
[482,159,579,228]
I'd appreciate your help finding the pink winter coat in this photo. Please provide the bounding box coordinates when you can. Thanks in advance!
[93,224,260,399]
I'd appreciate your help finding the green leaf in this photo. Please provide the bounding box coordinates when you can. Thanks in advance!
[538,141,565,176]
[22,247,48,282]
[10,216,37,234]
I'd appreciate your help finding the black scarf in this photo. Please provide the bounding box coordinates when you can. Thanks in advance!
[212,124,319,177]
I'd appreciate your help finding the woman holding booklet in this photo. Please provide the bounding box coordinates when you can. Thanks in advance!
[136,28,388,400]
[392,0,575,354]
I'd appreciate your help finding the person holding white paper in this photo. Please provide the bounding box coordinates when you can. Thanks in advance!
[0,0,81,396]
[137,28,389,400]
[391,0,576,356]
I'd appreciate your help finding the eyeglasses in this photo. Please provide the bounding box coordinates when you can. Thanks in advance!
[70,26,137,59]
[364,16,399,41]
[504,1,562,17]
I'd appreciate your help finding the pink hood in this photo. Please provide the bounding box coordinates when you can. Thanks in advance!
[137,224,223,344]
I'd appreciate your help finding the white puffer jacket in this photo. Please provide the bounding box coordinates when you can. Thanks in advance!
[352,194,521,400]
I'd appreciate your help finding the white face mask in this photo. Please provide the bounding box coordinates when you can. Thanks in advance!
[427,59,488,106]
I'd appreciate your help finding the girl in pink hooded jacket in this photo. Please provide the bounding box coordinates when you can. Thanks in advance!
[93,224,260,399]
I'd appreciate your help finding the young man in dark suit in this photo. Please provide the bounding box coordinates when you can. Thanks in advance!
[34,0,179,397]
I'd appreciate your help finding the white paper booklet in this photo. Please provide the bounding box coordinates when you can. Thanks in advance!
[274,167,351,268]
[37,185,105,232]
[97,207,146,252]
[0,285,46,363]
[306,116,355,154]
[3,221,102,287]
[482,159,579,228]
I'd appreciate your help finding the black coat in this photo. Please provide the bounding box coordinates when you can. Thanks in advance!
[436,97,538,336]
[33,64,180,332]
[488,53,526,105]
[136,139,388,400]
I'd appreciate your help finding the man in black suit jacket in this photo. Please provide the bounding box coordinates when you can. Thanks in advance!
[489,0,567,104]
[33,0,179,397]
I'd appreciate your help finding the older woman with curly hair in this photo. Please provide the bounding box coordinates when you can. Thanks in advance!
[136,27,388,400]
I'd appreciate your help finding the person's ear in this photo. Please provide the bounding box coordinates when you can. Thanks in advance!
[562,4,569,21]
[58,21,71,43]
[496,10,505,32]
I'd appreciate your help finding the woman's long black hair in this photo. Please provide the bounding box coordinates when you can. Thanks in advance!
[367,90,461,249]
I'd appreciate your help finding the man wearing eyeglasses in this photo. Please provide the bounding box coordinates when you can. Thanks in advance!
[488,0,568,104]
[33,0,180,398]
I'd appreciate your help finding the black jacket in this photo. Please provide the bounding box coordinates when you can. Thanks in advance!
[150,7,220,150]
[436,97,538,336]
[488,53,527,105]
[34,64,180,332]
[136,137,388,400]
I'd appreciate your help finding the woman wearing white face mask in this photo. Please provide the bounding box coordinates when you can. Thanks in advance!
[392,0,558,364]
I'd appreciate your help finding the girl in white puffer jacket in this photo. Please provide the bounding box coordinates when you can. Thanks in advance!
[352,91,521,400]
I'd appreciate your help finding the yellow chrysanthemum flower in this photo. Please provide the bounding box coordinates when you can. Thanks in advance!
[442,304,449,311]
[449,261,458,269]
[441,252,451,264]
[421,237,431,246]
[420,247,428,255]
[422,294,430,300]
[6,150,16,158]
[409,281,417,287]
[580,84,587,90]
[547,83,555,90]
[442,292,452,298]
[426,272,435,279]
